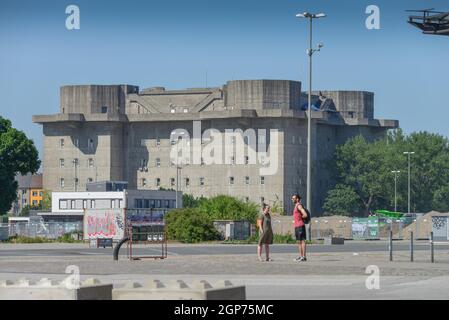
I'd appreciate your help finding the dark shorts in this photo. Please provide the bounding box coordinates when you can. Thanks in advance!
[295,226,307,241]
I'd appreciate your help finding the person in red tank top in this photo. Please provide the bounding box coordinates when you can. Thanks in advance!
[292,194,308,261]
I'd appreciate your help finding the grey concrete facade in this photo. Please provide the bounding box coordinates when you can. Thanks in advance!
[33,80,398,215]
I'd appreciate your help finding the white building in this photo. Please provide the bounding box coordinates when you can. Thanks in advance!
[51,189,182,215]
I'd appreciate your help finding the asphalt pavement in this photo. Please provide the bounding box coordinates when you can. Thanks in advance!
[0,240,445,257]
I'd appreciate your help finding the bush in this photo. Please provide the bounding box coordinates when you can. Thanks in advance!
[165,208,220,243]
[8,235,51,243]
[56,232,82,243]
[198,195,259,223]
[273,233,296,244]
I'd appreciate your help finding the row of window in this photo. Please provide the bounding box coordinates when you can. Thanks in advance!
[59,158,95,168]
[59,134,305,151]
[142,135,269,147]
[59,199,123,210]
[140,176,266,188]
[60,178,93,188]
[32,191,43,197]
[138,155,269,170]
[58,198,174,210]
[59,138,95,149]
[134,199,176,209]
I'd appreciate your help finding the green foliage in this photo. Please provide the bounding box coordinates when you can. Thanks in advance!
[56,232,82,243]
[0,116,40,214]
[323,185,361,216]
[165,195,258,243]
[7,232,82,243]
[270,195,285,215]
[8,236,51,243]
[326,129,449,216]
[198,195,259,223]
[182,194,206,208]
[165,208,220,243]
[19,205,41,217]
[272,233,296,244]
[432,184,449,212]
[41,190,52,210]
[225,233,315,244]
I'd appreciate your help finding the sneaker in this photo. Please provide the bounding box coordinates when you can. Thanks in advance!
[258,256,264,262]
[295,256,307,262]
[266,258,273,262]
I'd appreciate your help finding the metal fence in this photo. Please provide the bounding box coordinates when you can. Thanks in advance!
[3,222,83,239]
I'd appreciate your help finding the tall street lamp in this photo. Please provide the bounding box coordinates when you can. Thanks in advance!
[391,170,401,212]
[296,11,326,240]
[173,130,186,209]
[403,151,415,214]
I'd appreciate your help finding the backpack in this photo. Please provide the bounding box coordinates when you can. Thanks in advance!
[303,207,311,224]
[297,204,311,224]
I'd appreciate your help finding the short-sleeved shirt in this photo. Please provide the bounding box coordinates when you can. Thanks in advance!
[293,203,305,228]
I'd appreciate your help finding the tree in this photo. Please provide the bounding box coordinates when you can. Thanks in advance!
[0,116,40,214]
[325,129,449,216]
[404,131,449,213]
[331,135,394,215]
[432,184,449,212]
[323,185,361,216]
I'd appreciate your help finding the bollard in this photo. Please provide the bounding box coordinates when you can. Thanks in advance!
[410,231,414,262]
[430,231,434,263]
[389,230,393,261]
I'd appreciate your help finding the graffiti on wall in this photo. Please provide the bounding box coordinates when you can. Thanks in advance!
[84,209,125,240]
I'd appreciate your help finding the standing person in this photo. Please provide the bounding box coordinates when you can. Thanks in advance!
[292,194,308,261]
[257,204,274,262]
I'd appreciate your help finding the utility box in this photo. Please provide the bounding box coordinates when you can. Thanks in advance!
[214,221,251,240]
[432,216,449,242]
[0,225,8,241]
[324,236,345,245]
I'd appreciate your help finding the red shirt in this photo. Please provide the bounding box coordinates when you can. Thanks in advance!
[293,203,305,227]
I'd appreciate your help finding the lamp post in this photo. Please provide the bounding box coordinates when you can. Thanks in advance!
[403,152,415,214]
[296,11,326,240]
[391,170,401,212]
[73,159,78,192]
[173,130,186,209]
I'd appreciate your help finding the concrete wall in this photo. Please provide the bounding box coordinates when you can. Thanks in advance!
[60,85,139,115]
[42,121,125,192]
[125,118,284,207]
[317,91,374,119]
[225,80,301,111]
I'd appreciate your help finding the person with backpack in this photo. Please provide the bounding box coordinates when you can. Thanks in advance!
[292,194,309,261]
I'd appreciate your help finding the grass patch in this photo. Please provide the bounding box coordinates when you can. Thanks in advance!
[221,233,320,245]
[6,232,83,244]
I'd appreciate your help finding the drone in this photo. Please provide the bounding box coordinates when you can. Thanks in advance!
[407,8,449,36]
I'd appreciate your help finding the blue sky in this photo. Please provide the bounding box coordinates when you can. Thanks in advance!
[1,0,448,159]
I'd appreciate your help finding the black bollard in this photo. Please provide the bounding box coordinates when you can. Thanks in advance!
[389,230,393,261]
[430,231,434,263]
